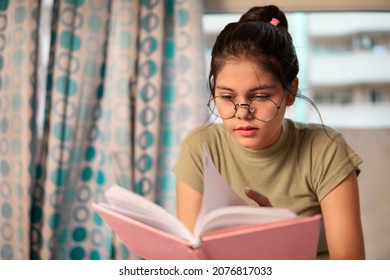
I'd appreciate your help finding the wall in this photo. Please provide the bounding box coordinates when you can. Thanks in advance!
[340,128,390,259]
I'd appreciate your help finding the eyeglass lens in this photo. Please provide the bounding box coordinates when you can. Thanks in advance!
[208,97,279,121]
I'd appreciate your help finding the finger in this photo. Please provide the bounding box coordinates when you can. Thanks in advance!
[245,187,273,207]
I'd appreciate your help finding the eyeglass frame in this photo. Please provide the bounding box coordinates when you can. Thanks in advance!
[207,91,287,122]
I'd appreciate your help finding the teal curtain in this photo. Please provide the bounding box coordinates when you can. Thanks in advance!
[0,0,40,260]
[0,0,208,260]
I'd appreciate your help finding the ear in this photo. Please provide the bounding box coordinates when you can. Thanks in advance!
[286,77,298,106]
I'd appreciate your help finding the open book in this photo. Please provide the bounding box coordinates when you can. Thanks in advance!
[92,145,322,260]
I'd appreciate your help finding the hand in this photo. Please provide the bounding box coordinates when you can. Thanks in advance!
[245,187,273,207]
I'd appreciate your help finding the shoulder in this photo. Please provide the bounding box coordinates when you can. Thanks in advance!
[182,123,227,147]
[179,123,232,167]
[284,120,362,198]
[178,123,226,158]
[283,119,358,172]
[284,119,345,146]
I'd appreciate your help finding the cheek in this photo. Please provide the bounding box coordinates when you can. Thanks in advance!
[277,106,288,120]
[221,119,233,130]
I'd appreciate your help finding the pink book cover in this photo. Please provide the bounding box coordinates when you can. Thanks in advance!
[92,204,202,260]
[93,203,321,260]
[201,214,322,260]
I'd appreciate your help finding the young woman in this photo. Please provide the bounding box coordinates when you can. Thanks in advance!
[173,5,365,259]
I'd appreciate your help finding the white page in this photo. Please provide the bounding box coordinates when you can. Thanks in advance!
[197,144,246,220]
[194,145,247,237]
[104,185,195,244]
[194,206,296,237]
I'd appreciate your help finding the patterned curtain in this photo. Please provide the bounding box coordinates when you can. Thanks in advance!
[0,0,208,260]
[0,0,40,260]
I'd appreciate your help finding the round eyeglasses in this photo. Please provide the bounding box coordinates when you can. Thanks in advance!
[207,93,285,122]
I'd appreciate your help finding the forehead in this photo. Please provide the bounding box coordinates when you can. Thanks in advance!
[216,59,278,85]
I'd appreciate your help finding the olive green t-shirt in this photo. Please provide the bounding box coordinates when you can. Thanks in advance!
[172,119,362,254]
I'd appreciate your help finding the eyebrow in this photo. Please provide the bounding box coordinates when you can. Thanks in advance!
[215,85,277,92]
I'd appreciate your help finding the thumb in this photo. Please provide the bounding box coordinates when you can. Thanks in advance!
[245,187,273,207]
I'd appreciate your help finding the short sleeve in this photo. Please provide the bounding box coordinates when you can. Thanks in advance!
[310,128,363,201]
[172,128,205,193]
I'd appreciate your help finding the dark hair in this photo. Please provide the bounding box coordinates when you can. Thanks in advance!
[208,5,299,96]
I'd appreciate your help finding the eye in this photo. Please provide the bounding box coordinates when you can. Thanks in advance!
[219,95,235,101]
[252,95,270,102]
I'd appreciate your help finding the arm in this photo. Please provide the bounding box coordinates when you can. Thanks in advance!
[320,171,365,259]
[176,178,202,233]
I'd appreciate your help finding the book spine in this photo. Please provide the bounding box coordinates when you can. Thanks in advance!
[193,247,208,260]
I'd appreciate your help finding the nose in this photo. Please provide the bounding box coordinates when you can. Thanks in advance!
[235,103,254,119]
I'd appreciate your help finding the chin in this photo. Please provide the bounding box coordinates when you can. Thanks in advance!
[236,139,262,151]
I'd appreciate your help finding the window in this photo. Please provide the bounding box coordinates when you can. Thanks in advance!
[313,89,353,104]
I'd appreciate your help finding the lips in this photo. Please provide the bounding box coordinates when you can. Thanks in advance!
[235,126,258,137]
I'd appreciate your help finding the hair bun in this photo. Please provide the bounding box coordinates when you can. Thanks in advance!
[239,5,288,30]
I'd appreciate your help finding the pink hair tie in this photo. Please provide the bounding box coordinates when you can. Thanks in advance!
[269,18,280,26]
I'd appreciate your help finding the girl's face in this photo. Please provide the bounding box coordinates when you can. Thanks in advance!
[214,59,297,150]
